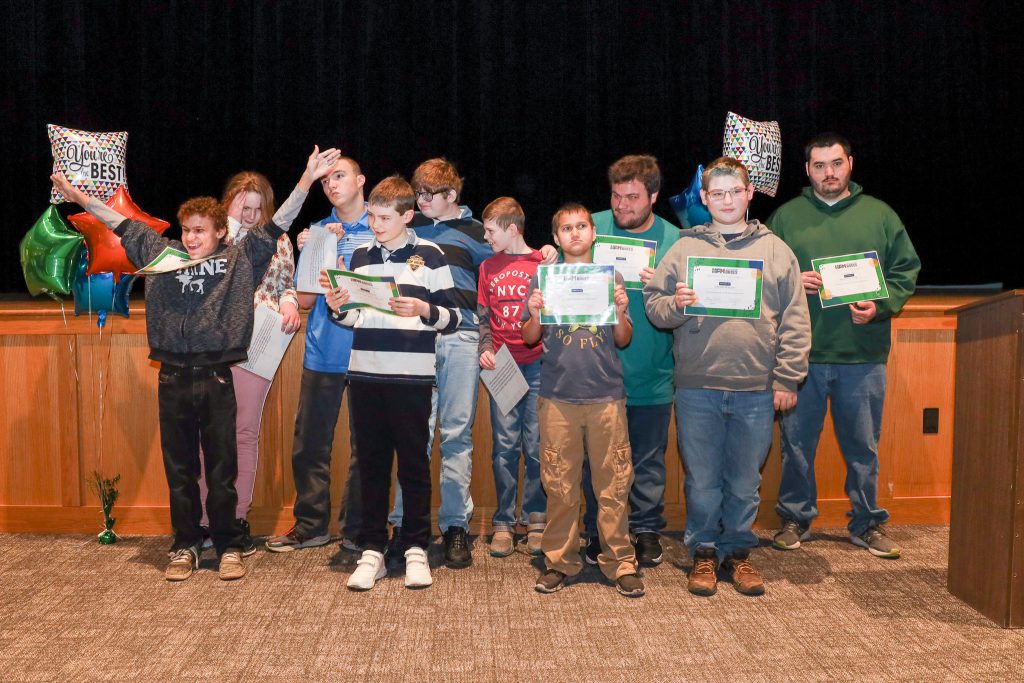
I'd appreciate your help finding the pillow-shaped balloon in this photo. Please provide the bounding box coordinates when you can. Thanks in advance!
[722,112,781,197]
[48,124,128,204]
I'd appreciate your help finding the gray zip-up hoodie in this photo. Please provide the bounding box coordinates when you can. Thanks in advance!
[643,220,810,393]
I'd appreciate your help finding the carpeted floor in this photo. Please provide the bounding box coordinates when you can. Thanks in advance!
[0,525,1021,682]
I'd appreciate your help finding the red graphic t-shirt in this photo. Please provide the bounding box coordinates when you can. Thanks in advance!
[478,250,544,364]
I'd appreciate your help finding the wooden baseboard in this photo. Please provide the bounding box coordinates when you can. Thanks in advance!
[0,496,951,536]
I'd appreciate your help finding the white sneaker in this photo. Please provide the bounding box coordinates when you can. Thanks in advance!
[404,547,433,589]
[347,550,386,591]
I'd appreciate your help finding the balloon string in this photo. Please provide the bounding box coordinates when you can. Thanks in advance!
[58,299,80,384]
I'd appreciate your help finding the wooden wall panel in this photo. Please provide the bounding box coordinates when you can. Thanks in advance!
[0,294,977,534]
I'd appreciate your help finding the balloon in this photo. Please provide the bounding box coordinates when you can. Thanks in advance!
[48,124,129,204]
[668,165,712,229]
[71,251,137,321]
[722,111,782,196]
[19,206,86,296]
[69,185,170,281]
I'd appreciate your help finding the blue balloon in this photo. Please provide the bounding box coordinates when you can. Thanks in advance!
[668,165,712,228]
[71,250,137,324]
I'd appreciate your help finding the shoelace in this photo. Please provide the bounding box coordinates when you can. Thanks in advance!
[782,520,803,535]
[448,531,468,550]
[730,558,758,577]
[693,557,717,575]
[169,549,194,563]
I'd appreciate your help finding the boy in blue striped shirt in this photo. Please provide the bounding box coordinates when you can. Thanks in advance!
[325,175,461,591]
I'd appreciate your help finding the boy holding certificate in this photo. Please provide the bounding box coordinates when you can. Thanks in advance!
[325,175,461,591]
[522,203,644,597]
[644,157,811,596]
[477,197,546,557]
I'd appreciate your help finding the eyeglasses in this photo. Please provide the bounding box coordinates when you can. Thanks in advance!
[415,188,451,202]
[706,188,747,202]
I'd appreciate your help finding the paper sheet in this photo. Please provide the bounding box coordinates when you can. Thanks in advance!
[295,225,339,292]
[236,306,296,380]
[480,344,530,416]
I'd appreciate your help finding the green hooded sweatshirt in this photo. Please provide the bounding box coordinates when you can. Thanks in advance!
[768,182,920,364]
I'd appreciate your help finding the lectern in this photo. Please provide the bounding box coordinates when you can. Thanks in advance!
[948,290,1024,627]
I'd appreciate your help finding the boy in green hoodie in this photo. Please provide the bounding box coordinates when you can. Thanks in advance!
[769,133,920,559]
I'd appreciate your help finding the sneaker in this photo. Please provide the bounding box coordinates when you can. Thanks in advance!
[404,547,433,588]
[615,572,646,597]
[634,531,664,566]
[200,526,213,551]
[584,536,601,565]
[443,526,472,568]
[347,550,387,591]
[264,527,330,553]
[773,519,811,551]
[535,569,568,594]
[489,529,514,557]
[218,549,246,581]
[340,537,362,552]
[238,519,258,557]
[165,547,198,582]
[725,552,765,596]
[851,526,901,558]
[526,512,546,556]
[687,548,719,596]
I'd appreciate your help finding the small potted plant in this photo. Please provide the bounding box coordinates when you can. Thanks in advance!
[88,471,120,544]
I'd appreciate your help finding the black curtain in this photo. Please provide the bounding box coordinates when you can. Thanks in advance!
[1,0,1017,293]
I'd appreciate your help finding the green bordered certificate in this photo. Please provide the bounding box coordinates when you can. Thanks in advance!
[326,269,400,316]
[591,235,657,289]
[537,264,616,325]
[684,256,764,319]
[811,251,889,308]
[135,247,215,275]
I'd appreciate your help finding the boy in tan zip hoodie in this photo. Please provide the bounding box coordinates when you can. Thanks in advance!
[643,157,810,597]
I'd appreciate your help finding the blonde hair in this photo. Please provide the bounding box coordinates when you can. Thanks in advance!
[701,157,750,189]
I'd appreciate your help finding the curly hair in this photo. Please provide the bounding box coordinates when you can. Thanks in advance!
[177,196,228,235]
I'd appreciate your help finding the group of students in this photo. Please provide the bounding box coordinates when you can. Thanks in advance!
[49,130,920,598]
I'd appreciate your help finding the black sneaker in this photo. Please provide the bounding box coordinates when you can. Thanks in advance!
[386,526,404,566]
[634,532,663,566]
[584,536,601,565]
[443,526,472,568]
[535,569,568,593]
[239,519,258,557]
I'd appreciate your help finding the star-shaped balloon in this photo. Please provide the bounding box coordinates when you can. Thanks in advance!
[668,165,711,228]
[69,185,170,281]
[71,248,138,321]
[19,205,86,296]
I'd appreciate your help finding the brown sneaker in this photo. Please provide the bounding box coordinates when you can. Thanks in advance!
[725,552,765,596]
[687,548,718,596]
[165,547,198,582]
[218,549,246,581]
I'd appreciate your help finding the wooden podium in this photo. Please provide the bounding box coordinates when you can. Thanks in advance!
[948,291,1024,627]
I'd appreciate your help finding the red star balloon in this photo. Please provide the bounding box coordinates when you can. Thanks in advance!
[69,185,170,281]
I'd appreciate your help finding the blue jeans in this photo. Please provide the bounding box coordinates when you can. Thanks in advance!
[676,388,774,561]
[777,363,888,536]
[583,403,671,536]
[390,330,479,532]
[490,359,544,530]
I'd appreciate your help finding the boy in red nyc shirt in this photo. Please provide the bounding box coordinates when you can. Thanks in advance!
[477,197,546,557]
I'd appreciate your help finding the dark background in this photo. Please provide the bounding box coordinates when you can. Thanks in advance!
[2,1,1018,294]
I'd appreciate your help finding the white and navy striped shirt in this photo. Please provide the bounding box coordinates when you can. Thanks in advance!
[331,229,461,384]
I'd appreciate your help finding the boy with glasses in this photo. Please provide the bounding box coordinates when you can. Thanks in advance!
[644,157,810,596]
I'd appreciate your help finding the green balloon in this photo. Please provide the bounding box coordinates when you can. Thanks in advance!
[20,206,84,296]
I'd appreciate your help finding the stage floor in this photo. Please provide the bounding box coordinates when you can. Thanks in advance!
[1,525,1021,681]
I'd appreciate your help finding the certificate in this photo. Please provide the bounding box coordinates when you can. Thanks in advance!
[295,224,339,292]
[537,264,616,325]
[326,269,400,315]
[480,344,530,416]
[685,256,763,318]
[135,247,214,275]
[591,235,656,289]
[812,251,889,308]
[236,306,297,380]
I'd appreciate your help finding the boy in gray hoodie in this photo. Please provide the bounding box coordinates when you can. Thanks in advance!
[644,157,810,597]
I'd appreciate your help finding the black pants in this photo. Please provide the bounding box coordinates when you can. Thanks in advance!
[350,380,432,552]
[158,363,244,554]
[289,368,362,537]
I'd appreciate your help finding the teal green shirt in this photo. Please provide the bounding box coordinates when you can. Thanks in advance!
[768,183,920,364]
[592,210,680,405]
